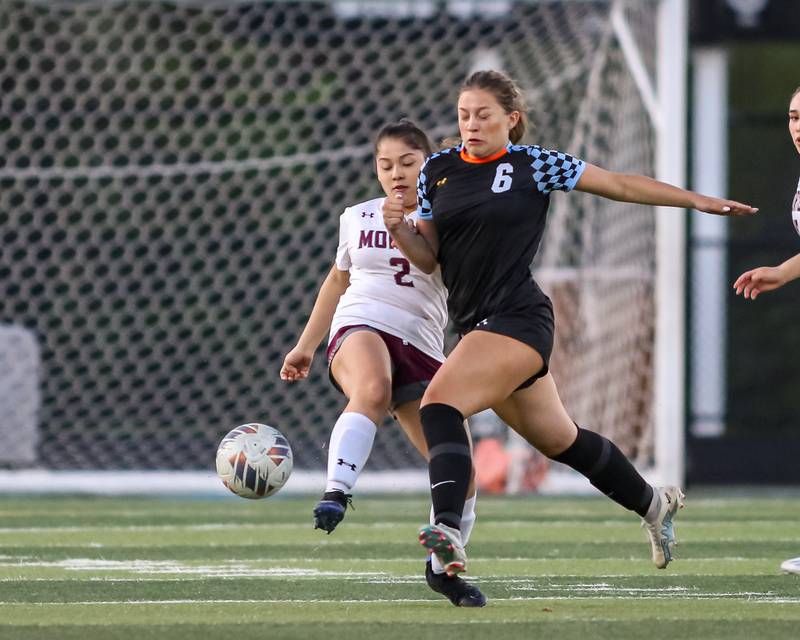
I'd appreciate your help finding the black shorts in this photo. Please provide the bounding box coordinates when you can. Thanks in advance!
[327,324,443,409]
[466,295,554,390]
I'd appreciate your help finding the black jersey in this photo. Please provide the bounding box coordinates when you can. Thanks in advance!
[417,143,585,333]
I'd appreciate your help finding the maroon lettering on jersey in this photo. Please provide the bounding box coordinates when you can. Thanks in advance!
[358,229,390,248]
[358,229,374,248]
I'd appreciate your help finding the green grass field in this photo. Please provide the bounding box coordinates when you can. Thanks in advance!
[0,492,798,639]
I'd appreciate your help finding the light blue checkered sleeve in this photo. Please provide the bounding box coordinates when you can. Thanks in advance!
[417,160,433,220]
[525,145,586,195]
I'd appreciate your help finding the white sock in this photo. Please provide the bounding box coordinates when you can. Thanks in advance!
[430,493,477,575]
[460,494,477,545]
[325,412,377,494]
[644,486,662,523]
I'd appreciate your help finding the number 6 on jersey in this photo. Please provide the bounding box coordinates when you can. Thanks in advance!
[491,162,514,193]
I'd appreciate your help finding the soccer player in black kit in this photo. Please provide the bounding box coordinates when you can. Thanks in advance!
[384,70,757,585]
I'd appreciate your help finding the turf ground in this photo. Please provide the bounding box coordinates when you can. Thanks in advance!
[0,492,798,639]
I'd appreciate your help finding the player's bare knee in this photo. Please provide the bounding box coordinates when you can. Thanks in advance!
[352,377,392,414]
[420,382,455,407]
[537,430,579,458]
[539,440,569,458]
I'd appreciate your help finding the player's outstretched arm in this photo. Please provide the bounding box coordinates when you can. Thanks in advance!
[734,252,800,300]
[280,264,350,382]
[383,194,439,274]
[575,163,758,216]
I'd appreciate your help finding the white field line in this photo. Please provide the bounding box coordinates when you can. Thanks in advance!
[1,595,799,606]
[0,556,770,565]
[0,571,774,583]
[0,559,796,602]
[0,565,770,583]
[0,556,770,563]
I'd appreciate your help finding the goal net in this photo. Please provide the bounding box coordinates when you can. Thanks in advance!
[0,0,666,480]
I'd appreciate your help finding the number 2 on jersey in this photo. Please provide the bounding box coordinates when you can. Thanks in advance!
[390,257,414,287]
[491,162,514,193]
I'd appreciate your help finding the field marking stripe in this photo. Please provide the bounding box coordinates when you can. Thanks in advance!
[0,520,797,533]
[1,596,800,605]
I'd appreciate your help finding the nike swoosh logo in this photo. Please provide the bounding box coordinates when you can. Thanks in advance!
[430,480,457,490]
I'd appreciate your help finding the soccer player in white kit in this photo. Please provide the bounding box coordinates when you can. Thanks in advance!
[280,120,485,606]
[733,86,800,576]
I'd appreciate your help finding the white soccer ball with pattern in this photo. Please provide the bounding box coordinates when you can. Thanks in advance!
[215,423,293,499]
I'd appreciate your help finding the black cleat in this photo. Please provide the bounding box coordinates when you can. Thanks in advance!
[425,560,487,607]
[312,490,353,534]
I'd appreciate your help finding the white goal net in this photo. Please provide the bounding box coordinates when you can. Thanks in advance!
[0,0,668,478]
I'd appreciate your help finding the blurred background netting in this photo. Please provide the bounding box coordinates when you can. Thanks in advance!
[0,0,658,470]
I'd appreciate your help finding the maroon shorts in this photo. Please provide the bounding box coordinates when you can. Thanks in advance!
[326,324,442,410]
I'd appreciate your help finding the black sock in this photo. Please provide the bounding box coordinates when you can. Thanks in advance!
[421,403,471,530]
[553,427,654,517]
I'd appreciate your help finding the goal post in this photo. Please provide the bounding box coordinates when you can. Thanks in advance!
[654,0,688,488]
[0,0,687,492]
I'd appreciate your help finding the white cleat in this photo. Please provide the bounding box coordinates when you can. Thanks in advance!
[642,486,685,569]
[780,557,800,575]
[419,523,467,577]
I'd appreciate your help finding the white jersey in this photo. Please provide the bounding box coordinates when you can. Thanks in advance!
[792,176,800,236]
[330,196,448,362]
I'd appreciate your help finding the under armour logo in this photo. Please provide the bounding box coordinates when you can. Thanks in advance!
[337,458,357,471]
[361,212,375,218]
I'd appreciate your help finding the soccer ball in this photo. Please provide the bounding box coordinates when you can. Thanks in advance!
[215,423,293,499]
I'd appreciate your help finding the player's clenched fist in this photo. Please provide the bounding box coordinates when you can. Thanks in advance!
[382,193,406,232]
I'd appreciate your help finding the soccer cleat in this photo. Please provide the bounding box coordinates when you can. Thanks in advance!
[313,490,353,534]
[780,557,800,575]
[425,560,486,607]
[418,522,467,576]
[642,485,685,569]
